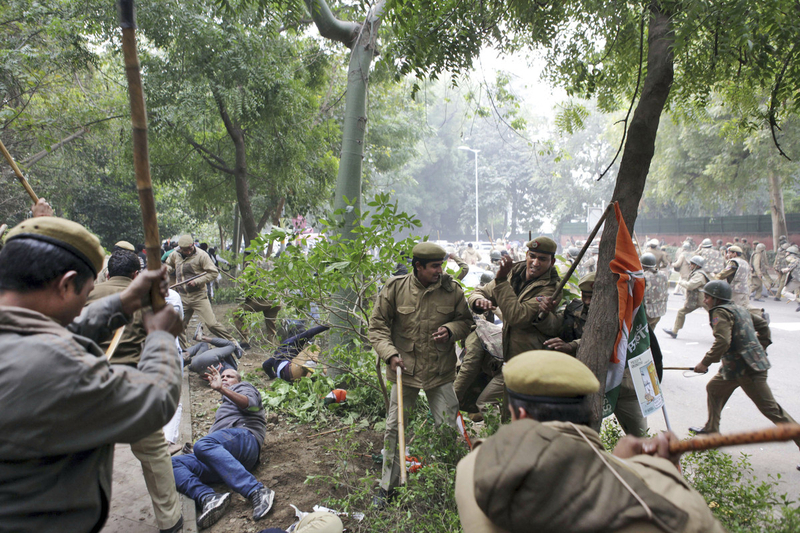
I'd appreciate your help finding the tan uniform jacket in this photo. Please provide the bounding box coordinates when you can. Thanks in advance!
[456,419,726,533]
[468,262,560,361]
[0,297,181,533]
[648,247,670,270]
[164,248,218,295]
[672,251,692,279]
[85,277,147,365]
[369,273,473,389]
[463,248,482,265]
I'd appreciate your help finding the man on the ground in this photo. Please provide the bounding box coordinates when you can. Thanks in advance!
[172,366,274,529]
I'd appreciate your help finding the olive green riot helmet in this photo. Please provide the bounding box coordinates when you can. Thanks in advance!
[701,280,732,302]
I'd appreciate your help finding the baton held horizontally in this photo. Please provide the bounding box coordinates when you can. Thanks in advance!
[671,423,800,454]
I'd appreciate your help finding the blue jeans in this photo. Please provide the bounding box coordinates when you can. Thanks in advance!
[172,428,263,503]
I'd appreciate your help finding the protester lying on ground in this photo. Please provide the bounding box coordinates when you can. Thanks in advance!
[258,512,343,533]
[185,327,243,375]
[172,366,274,529]
[262,324,330,380]
[455,350,725,533]
[0,214,182,533]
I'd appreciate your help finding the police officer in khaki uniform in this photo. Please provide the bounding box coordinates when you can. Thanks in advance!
[469,236,561,361]
[166,234,237,348]
[716,245,750,308]
[453,317,504,421]
[463,243,481,265]
[369,242,473,505]
[455,351,726,533]
[696,238,724,277]
[773,237,789,300]
[688,281,800,467]
[749,242,772,301]
[0,215,181,532]
[645,239,669,270]
[663,256,710,339]
[671,242,692,295]
[779,245,800,311]
[85,249,183,533]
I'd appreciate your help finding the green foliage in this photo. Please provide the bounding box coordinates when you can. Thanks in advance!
[241,193,421,344]
[682,450,800,532]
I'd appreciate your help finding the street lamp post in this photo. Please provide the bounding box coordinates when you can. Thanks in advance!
[458,146,480,243]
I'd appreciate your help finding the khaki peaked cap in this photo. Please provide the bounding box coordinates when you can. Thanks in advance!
[578,272,596,293]
[525,236,557,254]
[4,216,104,274]
[503,350,599,401]
[114,240,135,251]
[412,242,447,260]
[728,245,743,254]
[177,234,194,247]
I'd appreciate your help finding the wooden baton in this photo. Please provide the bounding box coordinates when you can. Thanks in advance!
[397,366,407,485]
[169,273,205,290]
[663,366,694,371]
[119,0,164,311]
[671,423,800,454]
[105,327,126,361]
[537,202,614,319]
[0,138,39,203]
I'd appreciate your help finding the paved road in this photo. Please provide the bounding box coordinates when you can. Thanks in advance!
[644,291,800,495]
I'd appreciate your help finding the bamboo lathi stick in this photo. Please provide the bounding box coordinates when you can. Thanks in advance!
[397,366,407,485]
[671,424,800,454]
[118,0,164,312]
[0,138,38,203]
[105,327,126,361]
[537,202,614,319]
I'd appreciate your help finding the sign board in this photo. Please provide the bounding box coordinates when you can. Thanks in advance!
[628,349,664,417]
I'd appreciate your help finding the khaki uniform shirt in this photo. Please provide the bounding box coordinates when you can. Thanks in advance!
[0,296,181,533]
[672,251,692,280]
[369,273,473,389]
[680,269,711,310]
[647,247,670,270]
[468,262,560,361]
[85,277,147,365]
[164,248,219,296]
[463,248,481,266]
[701,302,771,379]
[717,257,750,297]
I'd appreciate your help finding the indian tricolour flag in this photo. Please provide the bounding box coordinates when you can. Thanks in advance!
[602,202,650,418]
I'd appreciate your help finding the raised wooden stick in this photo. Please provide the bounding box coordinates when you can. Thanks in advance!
[105,327,126,361]
[537,202,614,318]
[671,423,800,454]
[663,366,694,371]
[0,138,38,203]
[397,366,407,485]
[169,273,205,290]
[119,0,164,311]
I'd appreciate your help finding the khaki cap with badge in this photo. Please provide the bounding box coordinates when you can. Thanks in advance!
[114,240,135,252]
[503,350,600,402]
[412,242,447,260]
[4,216,105,275]
[525,236,557,254]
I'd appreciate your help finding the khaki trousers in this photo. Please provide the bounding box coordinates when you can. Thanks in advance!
[295,511,343,533]
[750,275,763,298]
[703,370,800,449]
[646,316,661,330]
[179,290,235,348]
[235,297,281,344]
[614,369,648,437]
[130,429,182,530]
[672,303,702,333]
[381,381,459,492]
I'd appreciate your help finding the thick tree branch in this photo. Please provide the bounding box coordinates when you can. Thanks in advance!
[303,0,360,48]
[163,117,235,174]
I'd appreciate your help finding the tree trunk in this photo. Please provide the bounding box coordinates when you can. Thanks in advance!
[305,0,386,375]
[767,169,788,250]
[576,4,675,430]
[232,205,240,261]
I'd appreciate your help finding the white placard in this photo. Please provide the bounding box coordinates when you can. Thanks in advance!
[627,349,664,417]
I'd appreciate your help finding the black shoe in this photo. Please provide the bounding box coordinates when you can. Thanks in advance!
[160,516,183,533]
[689,426,709,434]
[662,328,677,339]
[754,298,764,302]
[796,464,800,472]
[774,297,782,301]
[250,486,275,521]
[197,492,230,529]
[240,341,252,351]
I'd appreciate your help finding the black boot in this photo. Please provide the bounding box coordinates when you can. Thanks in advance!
[197,492,230,530]
[249,486,275,521]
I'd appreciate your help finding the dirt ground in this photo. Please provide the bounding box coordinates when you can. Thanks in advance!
[183,303,383,532]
